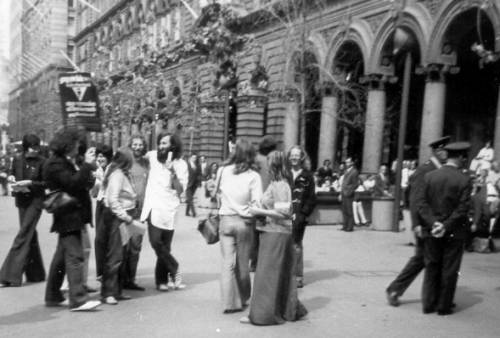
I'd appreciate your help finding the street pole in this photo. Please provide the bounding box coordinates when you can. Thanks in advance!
[392,52,412,232]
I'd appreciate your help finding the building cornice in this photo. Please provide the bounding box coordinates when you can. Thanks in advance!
[73,0,133,42]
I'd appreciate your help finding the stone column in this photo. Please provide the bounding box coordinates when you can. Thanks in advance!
[494,85,500,161]
[318,84,339,165]
[361,75,386,173]
[418,64,447,165]
[235,94,267,146]
[282,101,300,152]
[199,100,225,163]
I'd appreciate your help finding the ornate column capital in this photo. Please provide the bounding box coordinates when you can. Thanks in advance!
[415,63,460,82]
[359,73,397,91]
[321,81,341,97]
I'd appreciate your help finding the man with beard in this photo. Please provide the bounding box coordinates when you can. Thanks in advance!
[0,134,46,287]
[140,132,188,291]
[121,134,149,291]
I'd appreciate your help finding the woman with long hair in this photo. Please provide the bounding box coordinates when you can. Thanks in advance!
[218,138,263,313]
[100,147,142,305]
[242,150,307,325]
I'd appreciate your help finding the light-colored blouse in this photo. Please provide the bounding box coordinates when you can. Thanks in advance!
[256,180,293,233]
[218,164,262,218]
[104,169,137,224]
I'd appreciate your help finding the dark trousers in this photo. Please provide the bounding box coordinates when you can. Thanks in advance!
[0,177,7,195]
[293,220,307,280]
[387,237,424,296]
[185,187,197,216]
[94,200,105,278]
[99,207,124,298]
[341,195,355,231]
[250,218,263,271]
[45,231,87,309]
[0,201,45,285]
[148,223,178,285]
[422,237,464,313]
[121,234,143,286]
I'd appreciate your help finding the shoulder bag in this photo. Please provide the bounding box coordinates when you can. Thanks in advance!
[197,167,224,244]
[43,190,78,213]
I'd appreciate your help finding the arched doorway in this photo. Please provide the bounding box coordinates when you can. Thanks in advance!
[332,41,366,167]
[380,28,424,166]
[442,8,497,157]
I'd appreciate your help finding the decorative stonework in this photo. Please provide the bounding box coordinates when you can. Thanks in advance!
[319,26,338,45]
[420,0,443,18]
[365,12,387,34]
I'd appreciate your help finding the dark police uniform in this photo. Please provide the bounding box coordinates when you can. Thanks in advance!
[417,142,472,315]
[386,136,450,300]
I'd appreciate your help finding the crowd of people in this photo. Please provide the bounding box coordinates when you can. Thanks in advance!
[0,129,317,325]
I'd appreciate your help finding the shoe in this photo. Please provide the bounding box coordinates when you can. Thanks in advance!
[117,294,132,301]
[437,309,453,316]
[223,308,243,314]
[423,308,436,314]
[70,300,101,311]
[46,299,69,307]
[386,291,400,307]
[239,316,250,324]
[84,285,98,293]
[157,284,169,292]
[102,296,118,305]
[124,282,145,291]
[173,272,186,290]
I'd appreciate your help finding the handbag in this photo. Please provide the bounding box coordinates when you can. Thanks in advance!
[43,190,78,213]
[197,167,224,244]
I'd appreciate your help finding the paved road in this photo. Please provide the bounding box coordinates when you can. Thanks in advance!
[0,196,499,338]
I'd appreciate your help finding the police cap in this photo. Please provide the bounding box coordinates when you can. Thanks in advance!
[428,136,451,149]
[444,141,471,156]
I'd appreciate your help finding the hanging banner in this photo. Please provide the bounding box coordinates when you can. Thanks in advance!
[59,72,102,132]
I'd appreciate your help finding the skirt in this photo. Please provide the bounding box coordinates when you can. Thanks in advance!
[249,231,307,325]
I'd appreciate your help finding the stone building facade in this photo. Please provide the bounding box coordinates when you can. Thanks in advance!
[8,0,75,142]
[74,0,500,171]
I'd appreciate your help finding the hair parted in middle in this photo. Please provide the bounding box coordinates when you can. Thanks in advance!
[129,133,148,156]
[286,145,311,171]
[224,138,257,175]
[267,150,292,184]
[102,147,134,189]
[157,132,183,160]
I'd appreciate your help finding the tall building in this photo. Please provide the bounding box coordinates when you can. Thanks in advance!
[8,0,75,142]
[0,1,9,128]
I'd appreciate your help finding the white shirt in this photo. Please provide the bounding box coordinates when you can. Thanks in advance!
[218,164,262,217]
[140,151,188,230]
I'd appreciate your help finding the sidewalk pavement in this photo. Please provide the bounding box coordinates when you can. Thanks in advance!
[0,196,498,338]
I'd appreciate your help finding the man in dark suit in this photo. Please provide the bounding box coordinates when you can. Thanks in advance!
[341,157,358,232]
[417,142,472,315]
[386,136,450,306]
[185,153,201,217]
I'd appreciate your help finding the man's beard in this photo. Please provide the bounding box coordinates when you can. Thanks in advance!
[157,148,169,163]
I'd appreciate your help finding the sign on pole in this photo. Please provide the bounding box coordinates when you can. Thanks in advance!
[58,72,102,132]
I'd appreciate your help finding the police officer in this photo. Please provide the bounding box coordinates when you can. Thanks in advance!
[417,142,472,315]
[386,136,450,306]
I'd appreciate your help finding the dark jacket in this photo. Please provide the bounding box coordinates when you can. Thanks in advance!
[416,165,472,239]
[291,169,316,219]
[372,173,390,197]
[341,167,359,198]
[408,158,440,229]
[42,155,95,234]
[10,153,46,208]
[187,160,201,191]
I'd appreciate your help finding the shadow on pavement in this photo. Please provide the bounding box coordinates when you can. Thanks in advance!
[455,286,483,312]
[0,305,67,326]
[305,269,341,285]
[399,298,420,306]
[302,296,331,312]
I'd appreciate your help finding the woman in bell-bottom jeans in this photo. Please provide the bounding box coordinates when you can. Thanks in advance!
[220,215,253,312]
[216,139,263,313]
